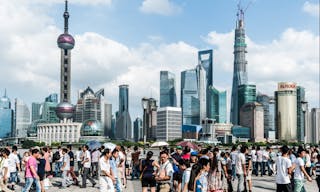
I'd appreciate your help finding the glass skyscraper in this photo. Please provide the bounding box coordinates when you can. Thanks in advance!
[133,117,142,142]
[181,69,200,125]
[45,93,58,103]
[0,91,13,138]
[208,86,227,123]
[230,9,249,125]
[31,102,42,122]
[257,94,274,138]
[14,98,30,138]
[160,71,177,107]
[297,86,306,142]
[238,84,256,124]
[116,85,132,140]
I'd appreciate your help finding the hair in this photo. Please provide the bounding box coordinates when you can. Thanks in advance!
[31,148,40,155]
[160,150,168,156]
[2,148,10,156]
[83,145,89,150]
[112,149,119,155]
[62,148,68,153]
[231,146,237,151]
[201,148,208,155]
[42,147,48,153]
[210,152,218,172]
[240,146,247,153]
[281,145,289,154]
[67,145,72,150]
[183,146,191,154]
[78,147,82,150]
[257,146,261,151]
[12,145,18,152]
[188,163,202,191]
[134,146,138,151]
[220,152,225,158]
[146,151,153,159]
[252,146,256,150]
[101,148,111,157]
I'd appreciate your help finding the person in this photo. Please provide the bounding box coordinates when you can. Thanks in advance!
[236,146,247,192]
[76,147,83,174]
[313,154,320,191]
[131,146,141,180]
[91,148,100,178]
[188,163,201,192]
[8,145,20,190]
[53,146,62,177]
[42,147,51,177]
[140,151,159,192]
[110,149,121,192]
[225,152,233,192]
[0,148,11,192]
[256,146,263,177]
[61,148,72,188]
[80,145,96,188]
[275,145,294,192]
[125,146,132,178]
[294,147,312,192]
[99,148,115,192]
[67,145,78,185]
[22,148,41,192]
[155,150,174,192]
[181,160,191,192]
[194,158,210,192]
[251,146,257,176]
[230,146,238,180]
[190,151,198,167]
[37,152,46,192]
[244,146,252,192]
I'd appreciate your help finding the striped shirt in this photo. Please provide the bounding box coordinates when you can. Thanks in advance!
[316,162,320,176]
[245,154,252,170]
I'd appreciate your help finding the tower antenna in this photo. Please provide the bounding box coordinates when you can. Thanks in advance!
[64,0,69,33]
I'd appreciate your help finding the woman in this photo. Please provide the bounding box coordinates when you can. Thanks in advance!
[37,152,46,192]
[99,148,115,192]
[42,147,51,177]
[140,151,159,192]
[194,158,210,192]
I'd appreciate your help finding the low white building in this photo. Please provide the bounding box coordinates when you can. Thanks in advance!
[156,107,182,141]
[37,120,82,145]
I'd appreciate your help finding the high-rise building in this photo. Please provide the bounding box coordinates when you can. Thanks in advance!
[198,49,213,117]
[160,71,177,107]
[104,103,112,138]
[115,85,132,140]
[311,108,320,144]
[239,102,265,142]
[181,69,200,125]
[45,93,58,103]
[31,103,42,122]
[238,84,256,124]
[14,98,30,138]
[141,97,158,141]
[275,82,297,142]
[55,0,75,121]
[133,117,142,142]
[208,86,227,123]
[42,102,59,123]
[257,94,275,138]
[297,86,306,142]
[230,8,249,125]
[0,91,14,138]
[156,107,182,141]
[196,64,207,123]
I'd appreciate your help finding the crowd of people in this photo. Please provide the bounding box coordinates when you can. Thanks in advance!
[0,143,319,192]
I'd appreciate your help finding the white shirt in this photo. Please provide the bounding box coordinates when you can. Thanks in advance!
[251,150,257,162]
[8,153,20,173]
[83,150,91,168]
[0,158,10,178]
[231,151,238,165]
[158,160,173,181]
[276,156,292,184]
[181,167,191,192]
[294,157,305,180]
[99,157,111,175]
[262,150,269,162]
[76,150,82,162]
[91,150,100,163]
[257,150,263,162]
[62,153,70,171]
[235,153,246,174]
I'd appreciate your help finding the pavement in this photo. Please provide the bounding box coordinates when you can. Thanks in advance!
[12,174,318,192]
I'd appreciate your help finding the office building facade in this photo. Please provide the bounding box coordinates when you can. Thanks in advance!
[238,84,256,124]
[196,64,207,124]
[297,86,306,142]
[208,86,227,123]
[14,99,31,138]
[116,85,132,140]
[156,107,182,141]
[142,97,158,141]
[0,92,13,138]
[31,103,42,122]
[311,108,320,144]
[160,71,177,107]
[133,117,143,142]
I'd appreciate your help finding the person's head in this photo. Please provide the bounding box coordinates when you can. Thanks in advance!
[83,145,89,151]
[220,152,226,158]
[67,145,72,151]
[200,148,209,156]
[198,157,210,172]
[42,147,48,153]
[257,146,261,151]
[252,146,255,150]
[183,146,190,154]
[178,159,190,170]
[190,151,198,163]
[231,146,237,151]
[2,148,10,158]
[297,147,306,157]
[281,145,289,155]
[102,148,111,158]
[58,146,61,150]
[134,146,138,151]
[112,149,119,158]
[160,150,169,163]
[146,151,153,159]
[240,146,247,154]
[31,148,40,158]
[225,152,230,158]
[62,148,68,154]
[12,145,18,153]
[213,147,219,155]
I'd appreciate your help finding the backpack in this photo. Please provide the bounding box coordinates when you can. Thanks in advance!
[53,151,60,161]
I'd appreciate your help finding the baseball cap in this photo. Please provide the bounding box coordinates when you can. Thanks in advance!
[191,151,198,156]
[176,146,182,150]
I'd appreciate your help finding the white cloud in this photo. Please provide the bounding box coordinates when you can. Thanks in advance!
[303,1,319,17]
[140,0,182,16]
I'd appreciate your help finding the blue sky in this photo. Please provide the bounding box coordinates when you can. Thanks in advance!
[0,0,319,121]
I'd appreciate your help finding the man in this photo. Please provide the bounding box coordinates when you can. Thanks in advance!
[54,146,63,177]
[67,145,78,185]
[294,147,312,192]
[230,146,238,180]
[99,148,115,192]
[155,150,174,192]
[22,148,41,192]
[235,146,247,192]
[171,146,183,191]
[61,148,72,188]
[110,149,121,192]
[131,146,140,180]
[0,148,11,192]
[76,147,83,173]
[91,149,100,178]
[244,146,252,192]
[80,145,96,188]
[8,146,20,190]
[251,146,257,176]
[276,145,295,192]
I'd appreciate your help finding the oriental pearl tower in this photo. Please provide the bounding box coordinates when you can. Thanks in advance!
[56,0,75,120]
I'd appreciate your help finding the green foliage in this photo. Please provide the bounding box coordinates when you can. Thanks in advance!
[22,140,45,149]
[51,142,61,147]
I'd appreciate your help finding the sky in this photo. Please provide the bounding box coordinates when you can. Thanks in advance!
[0,0,319,121]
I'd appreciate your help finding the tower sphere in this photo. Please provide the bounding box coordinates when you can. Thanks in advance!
[56,102,74,119]
[57,33,75,50]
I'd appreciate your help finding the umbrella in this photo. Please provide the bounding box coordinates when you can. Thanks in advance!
[86,140,101,151]
[103,142,117,151]
[151,141,169,148]
[176,141,198,150]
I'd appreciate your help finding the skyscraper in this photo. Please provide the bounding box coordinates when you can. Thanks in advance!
[208,86,227,123]
[14,98,30,138]
[104,103,112,138]
[0,91,13,138]
[275,82,297,142]
[196,64,207,123]
[45,93,58,103]
[141,97,158,141]
[238,84,256,124]
[198,50,213,87]
[31,103,42,122]
[181,69,200,125]
[56,0,75,121]
[311,108,320,144]
[297,86,306,142]
[115,85,132,140]
[160,71,177,107]
[156,107,182,141]
[257,94,273,138]
[133,117,142,142]
[230,8,249,125]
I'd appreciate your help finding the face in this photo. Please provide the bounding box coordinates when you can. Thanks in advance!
[204,162,210,172]
[177,149,182,155]
[160,153,168,163]
[113,152,119,158]
[300,151,306,157]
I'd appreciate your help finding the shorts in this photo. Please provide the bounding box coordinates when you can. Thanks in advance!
[38,174,45,181]
[141,177,156,187]
[246,170,252,181]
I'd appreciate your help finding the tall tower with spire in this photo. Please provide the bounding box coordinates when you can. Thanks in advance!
[56,0,75,120]
[230,7,248,125]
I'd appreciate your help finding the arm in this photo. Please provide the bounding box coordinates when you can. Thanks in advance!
[3,167,8,181]
[300,165,312,181]
[30,164,39,180]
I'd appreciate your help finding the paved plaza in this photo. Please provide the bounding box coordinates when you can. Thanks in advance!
[12,174,318,192]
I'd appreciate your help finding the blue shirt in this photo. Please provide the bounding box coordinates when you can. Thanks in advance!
[110,157,118,178]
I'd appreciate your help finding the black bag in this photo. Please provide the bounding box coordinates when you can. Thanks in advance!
[53,151,60,161]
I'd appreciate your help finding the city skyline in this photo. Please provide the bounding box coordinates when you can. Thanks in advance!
[0,0,318,121]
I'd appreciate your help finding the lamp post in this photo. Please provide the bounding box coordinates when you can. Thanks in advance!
[301,101,308,144]
[141,98,149,149]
